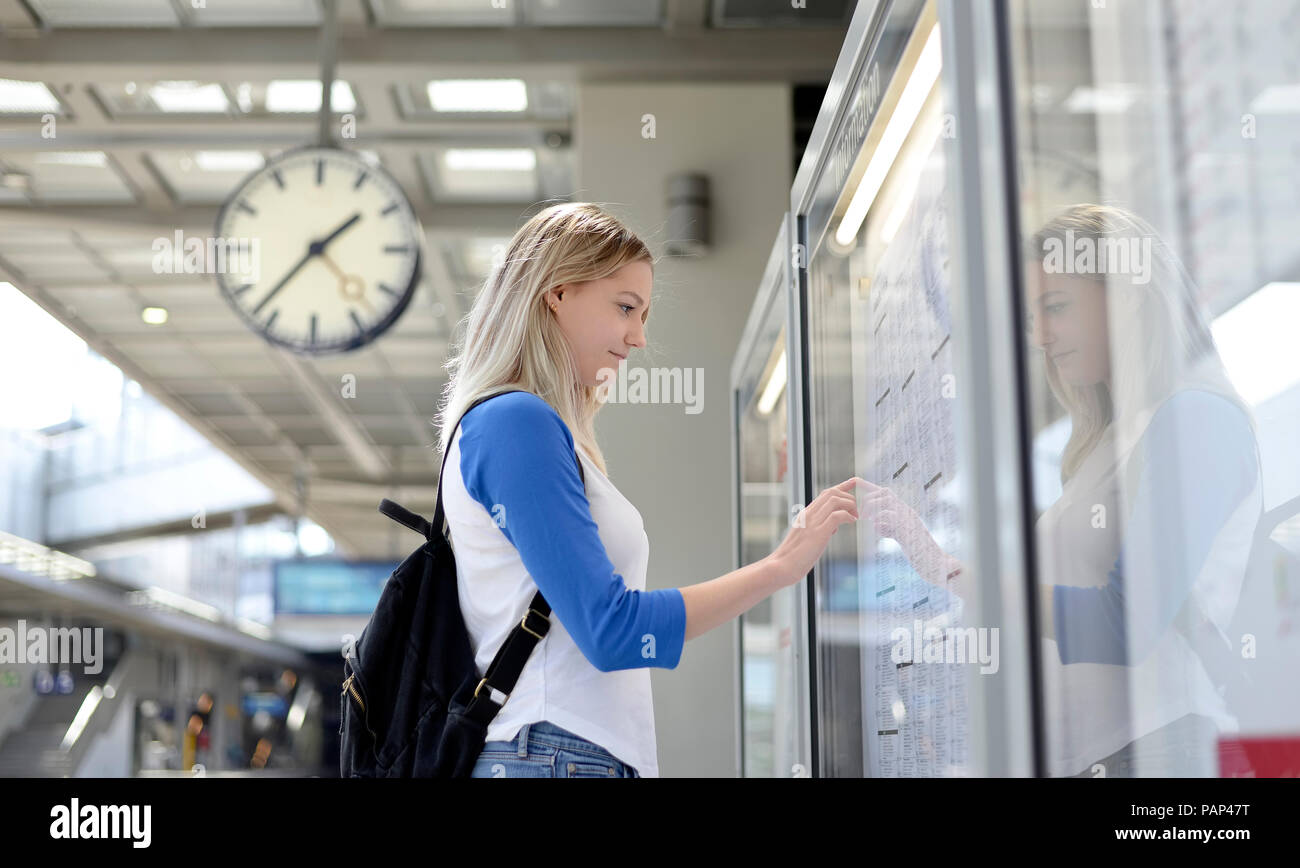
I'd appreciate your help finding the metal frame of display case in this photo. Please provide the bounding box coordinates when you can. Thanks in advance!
[729,212,808,777]
[786,0,886,782]
[784,0,1038,776]
[936,0,1043,778]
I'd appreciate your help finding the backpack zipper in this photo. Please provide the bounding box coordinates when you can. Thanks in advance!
[342,673,365,713]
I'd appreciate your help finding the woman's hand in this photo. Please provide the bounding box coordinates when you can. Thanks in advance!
[769,477,863,588]
[857,480,960,589]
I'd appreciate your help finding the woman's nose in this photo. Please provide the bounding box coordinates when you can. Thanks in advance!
[1028,313,1050,349]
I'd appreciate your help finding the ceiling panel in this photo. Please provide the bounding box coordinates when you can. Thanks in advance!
[367,0,517,27]
[26,0,181,28]
[187,0,322,27]
[525,0,664,27]
[712,0,855,28]
[0,151,135,204]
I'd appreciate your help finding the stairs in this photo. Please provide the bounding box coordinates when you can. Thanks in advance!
[0,670,114,777]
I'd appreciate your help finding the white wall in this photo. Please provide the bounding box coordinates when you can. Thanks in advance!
[576,82,792,776]
[76,689,135,778]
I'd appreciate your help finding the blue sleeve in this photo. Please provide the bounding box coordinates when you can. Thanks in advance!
[1053,391,1257,666]
[457,391,687,672]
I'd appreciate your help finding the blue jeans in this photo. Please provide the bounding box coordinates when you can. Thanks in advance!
[469,720,641,778]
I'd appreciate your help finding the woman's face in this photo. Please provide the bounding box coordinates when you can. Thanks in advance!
[1025,265,1112,387]
[547,259,651,387]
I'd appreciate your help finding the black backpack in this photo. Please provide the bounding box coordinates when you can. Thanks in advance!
[339,388,585,777]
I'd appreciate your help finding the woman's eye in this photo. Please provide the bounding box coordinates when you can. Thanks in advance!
[1046,303,1068,314]
[619,304,634,315]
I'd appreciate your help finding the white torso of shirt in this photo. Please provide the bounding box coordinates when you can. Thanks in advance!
[442,428,661,777]
[1035,415,1259,777]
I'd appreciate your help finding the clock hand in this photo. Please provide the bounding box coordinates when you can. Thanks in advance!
[251,247,314,316]
[343,277,373,314]
[313,212,362,255]
[251,213,362,316]
[319,251,374,313]
[319,252,346,281]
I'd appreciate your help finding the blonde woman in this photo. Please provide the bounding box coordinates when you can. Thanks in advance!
[859,204,1262,777]
[434,202,861,778]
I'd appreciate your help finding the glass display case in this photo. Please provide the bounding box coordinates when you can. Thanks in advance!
[731,214,810,777]
[790,0,986,777]
[748,0,1300,777]
[1005,0,1300,778]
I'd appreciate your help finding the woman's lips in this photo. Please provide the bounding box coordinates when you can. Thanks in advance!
[1052,351,1075,362]
[610,352,626,361]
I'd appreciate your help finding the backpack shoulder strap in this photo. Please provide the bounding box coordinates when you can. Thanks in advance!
[378,498,431,538]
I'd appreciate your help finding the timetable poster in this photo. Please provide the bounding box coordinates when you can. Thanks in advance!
[850,137,969,777]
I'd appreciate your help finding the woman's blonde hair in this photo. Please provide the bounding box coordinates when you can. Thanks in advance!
[435,202,655,476]
[1027,203,1253,484]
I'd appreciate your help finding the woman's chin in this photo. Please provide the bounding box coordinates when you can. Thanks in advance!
[1061,371,1103,388]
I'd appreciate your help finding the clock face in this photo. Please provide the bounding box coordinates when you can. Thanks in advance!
[214,146,422,354]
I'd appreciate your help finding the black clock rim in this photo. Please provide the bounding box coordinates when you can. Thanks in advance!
[212,144,424,356]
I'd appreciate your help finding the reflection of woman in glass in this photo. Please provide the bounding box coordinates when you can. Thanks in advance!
[861,204,1262,777]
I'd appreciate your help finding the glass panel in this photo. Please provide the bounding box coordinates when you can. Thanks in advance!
[737,300,805,777]
[804,0,973,777]
[1008,0,1300,777]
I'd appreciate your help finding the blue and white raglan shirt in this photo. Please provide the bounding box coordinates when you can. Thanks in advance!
[441,390,687,777]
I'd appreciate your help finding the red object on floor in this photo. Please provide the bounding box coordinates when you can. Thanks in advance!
[1218,735,1300,777]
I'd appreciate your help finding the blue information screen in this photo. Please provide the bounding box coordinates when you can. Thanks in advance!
[272,559,399,615]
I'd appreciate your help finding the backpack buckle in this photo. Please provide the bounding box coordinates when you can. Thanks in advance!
[474,677,507,706]
[520,608,549,640]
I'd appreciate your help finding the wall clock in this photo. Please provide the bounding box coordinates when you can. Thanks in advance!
[214,146,422,354]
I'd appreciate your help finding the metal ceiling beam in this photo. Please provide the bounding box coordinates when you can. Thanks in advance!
[0,27,844,81]
[271,347,391,480]
[304,478,437,505]
[0,202,539,236]
[0,122,569,148]
[664,0,710,33]
[46,502,281,551]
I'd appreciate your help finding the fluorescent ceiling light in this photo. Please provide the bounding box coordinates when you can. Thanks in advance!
[237,618,273,640]
[757,349,788,416]
[428,79,528,112]
[443,148,536,172]
[148,81,230,113]
[34,151,107,166]
[0,78,60,113]
[879,109,943,244]
[297,520,333,557]
[128,586,224,622]
[1063,85,1137,114]
[836,24,942,247]
[266,80,356,113]
[1250,83,1300,114]
[1212,282,1300,406]
[62,686,104,750]
[194,150,265,172]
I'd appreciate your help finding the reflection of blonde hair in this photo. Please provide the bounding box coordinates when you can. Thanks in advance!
[435,203,654,476]
[1027,204,1252,483]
